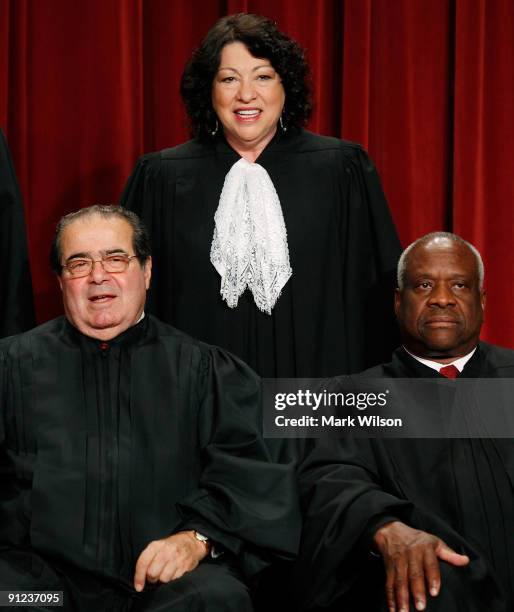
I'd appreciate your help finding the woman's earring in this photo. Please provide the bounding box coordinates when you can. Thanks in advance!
[210,120,219,137]
[279,114,287,132]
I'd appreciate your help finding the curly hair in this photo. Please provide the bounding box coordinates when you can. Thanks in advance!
[180,13,312,140]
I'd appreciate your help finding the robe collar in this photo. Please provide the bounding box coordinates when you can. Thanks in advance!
[392,343,484,378]
[403,346,476,373]
[63,314,149,351]
[212,126,300,161]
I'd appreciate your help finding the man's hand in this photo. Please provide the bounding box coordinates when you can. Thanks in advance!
[373,520,469,612]
[133,531,209,592]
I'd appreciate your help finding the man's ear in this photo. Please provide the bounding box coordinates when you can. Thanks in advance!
[57,274,63,292]
[480,289,486,313]
[394,288,401,318]
[144,256,152,290]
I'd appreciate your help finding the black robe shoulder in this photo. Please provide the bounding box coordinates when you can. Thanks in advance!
[0,129,35,337]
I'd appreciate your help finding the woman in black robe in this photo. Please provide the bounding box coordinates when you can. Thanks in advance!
[121,13,401,379]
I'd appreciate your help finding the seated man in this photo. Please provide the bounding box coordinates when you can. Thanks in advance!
[296,232,514,612]
[0,205,300,611]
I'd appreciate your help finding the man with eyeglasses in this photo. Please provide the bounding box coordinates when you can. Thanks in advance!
[0,205,299,611]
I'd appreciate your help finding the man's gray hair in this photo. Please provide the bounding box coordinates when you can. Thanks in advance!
[397,231,484,290]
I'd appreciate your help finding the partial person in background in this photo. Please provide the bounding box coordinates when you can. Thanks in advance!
[121,13,401,380]
[297,232,514,612]
[0,128,35,337]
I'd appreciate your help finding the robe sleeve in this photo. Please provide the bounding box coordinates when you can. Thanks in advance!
[293,437,412,609]
[0,129,35,337]
[120,154,173,322]
[341,144,402,371]
[0,346,5,447]
[0,344,9,508]
[176,346,301,577]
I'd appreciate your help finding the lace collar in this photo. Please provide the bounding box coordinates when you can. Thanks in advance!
[210,157,292,314]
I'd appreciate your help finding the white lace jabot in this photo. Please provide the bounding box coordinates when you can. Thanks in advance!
[210,158,292,315]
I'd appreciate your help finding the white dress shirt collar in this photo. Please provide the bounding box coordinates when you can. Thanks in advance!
[403,346,477,373]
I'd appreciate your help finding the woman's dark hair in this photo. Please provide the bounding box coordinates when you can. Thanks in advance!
[180,13,312,140]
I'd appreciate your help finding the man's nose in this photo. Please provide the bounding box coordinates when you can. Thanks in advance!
[428,283,456,306]
[89,260,109,282]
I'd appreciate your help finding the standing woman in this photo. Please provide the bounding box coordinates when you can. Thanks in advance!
[121,13,401,378]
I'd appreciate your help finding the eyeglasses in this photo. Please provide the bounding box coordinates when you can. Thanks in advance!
[62,255,138,278]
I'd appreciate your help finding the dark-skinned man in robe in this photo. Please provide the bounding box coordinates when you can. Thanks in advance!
[296,232,514,612]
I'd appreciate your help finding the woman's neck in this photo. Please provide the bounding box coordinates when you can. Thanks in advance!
[224,127,278,163]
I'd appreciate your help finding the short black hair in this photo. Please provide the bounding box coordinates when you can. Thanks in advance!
[180,13,312,140]
[50,205,151,274]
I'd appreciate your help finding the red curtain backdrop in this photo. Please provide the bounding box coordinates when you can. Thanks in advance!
[1,0,513,347]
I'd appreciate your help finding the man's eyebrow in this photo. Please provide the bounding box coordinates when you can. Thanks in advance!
[105,248,129,256]
[406,272,433,279]
[65,252,89,262]
[65,248,128,262]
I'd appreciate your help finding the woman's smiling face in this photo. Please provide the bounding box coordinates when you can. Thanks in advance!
[212,41,285,157]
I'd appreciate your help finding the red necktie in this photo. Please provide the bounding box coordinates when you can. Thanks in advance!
[439,364,459,379]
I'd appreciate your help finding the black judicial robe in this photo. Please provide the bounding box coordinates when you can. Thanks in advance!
[0,315,300,586]
[296,343,514,611]
[121,129,401,378]
[0,129,35,337]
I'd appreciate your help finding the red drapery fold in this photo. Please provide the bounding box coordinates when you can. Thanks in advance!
[1,0,512,347]
[452,0,514,342]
